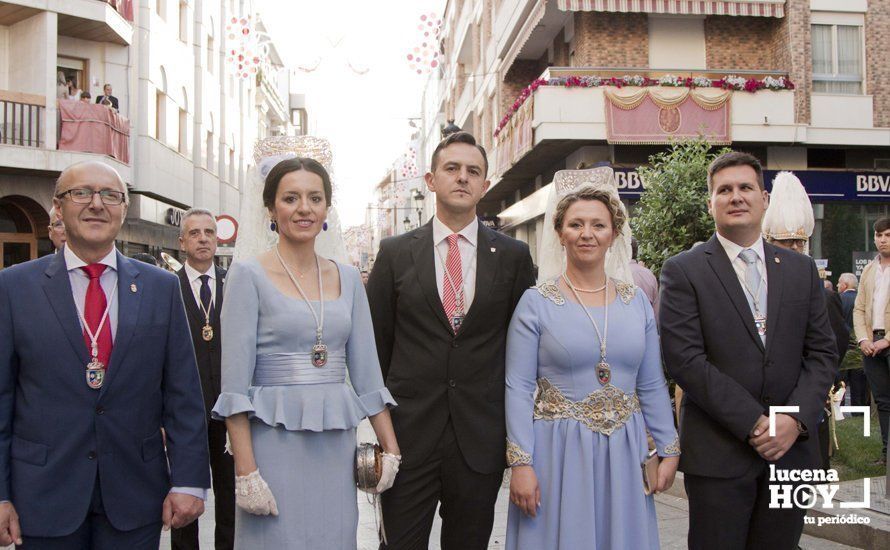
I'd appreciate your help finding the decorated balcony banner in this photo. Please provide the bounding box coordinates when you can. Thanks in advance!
[496,95,535,175]
[604,87,731,145]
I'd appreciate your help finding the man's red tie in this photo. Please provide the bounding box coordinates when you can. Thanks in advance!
[442,234,463,332]
[81,264,113,367]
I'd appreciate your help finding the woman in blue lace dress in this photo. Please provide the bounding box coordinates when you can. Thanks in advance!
[212,156,400,549]
[505,178,680,549]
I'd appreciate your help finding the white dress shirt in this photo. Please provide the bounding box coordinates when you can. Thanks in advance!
[432,215,478,312]
[63,245,205,501]
[871,257,890,331]
[183,261,217,313]
[65,245,119,338]
[715,232,769,297]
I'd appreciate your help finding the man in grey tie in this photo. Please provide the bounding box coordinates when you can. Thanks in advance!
[659,151,836,550]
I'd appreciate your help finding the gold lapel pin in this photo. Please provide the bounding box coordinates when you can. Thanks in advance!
[130,283,137,293]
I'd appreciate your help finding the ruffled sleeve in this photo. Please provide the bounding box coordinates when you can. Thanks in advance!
[345,265,396,417]
[636,294,681,457]
[211,261,258,420]
[505,289,541,466]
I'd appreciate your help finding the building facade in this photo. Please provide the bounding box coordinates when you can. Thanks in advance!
[0,0,293,269]
[424,0,890,277]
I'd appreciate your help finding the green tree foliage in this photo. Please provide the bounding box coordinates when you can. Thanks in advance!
[630,139,728,276]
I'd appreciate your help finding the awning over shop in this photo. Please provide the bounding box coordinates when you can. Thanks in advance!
[556,0,785,17]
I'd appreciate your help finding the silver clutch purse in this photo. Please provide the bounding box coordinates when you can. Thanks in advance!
[355,442,382,493]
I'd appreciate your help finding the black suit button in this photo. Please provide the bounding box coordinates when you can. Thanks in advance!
[764,396,771,404]
[87,451,97,460]
[452,341,459,348]
[448,379,456,388]
[95,406,104,415]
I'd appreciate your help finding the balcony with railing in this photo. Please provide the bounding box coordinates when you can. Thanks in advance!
[0,90,131,177]
[486,66,798,208]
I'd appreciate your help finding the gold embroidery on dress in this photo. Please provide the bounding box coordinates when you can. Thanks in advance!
[535,280,565,305]
[506,439,532,466]
[533,378,640,436]
[614,281,636,304]
[663,436,681,456]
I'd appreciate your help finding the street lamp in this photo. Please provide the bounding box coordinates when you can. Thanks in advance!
[413,189,425,227]
[402,216,412,233]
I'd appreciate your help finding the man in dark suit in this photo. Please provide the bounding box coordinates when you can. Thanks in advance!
[0,161,210,548]
[839,273,869,406]
[172,208,234,550]
[95,83,119,111]
[659,152,836,550]
[367,132,535,549]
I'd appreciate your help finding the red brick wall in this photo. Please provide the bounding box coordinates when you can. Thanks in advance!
[500,60,541,115]
[571,12,649,68]
[705,16,782,70]
[867,0,890,127]
[777,0,811,124]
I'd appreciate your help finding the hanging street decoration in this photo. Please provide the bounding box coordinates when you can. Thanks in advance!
[226,15,273,80]
[406,12,442,75]
[398,146,419,181]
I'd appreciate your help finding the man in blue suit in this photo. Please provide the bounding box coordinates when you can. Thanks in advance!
[0,161,210,548]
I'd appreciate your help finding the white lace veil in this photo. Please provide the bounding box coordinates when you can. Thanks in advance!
[235,136,349,264]
[537,167,634,284]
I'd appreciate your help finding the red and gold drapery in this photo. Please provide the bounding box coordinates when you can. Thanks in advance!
[604,87,731,144]
[557,0,785,17]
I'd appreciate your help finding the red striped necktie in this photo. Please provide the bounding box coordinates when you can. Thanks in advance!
[442,234,463,332]
[81,263,113,367]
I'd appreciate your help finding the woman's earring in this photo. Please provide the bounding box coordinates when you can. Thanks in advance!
[322,222,328,231]
[270,220,278,232]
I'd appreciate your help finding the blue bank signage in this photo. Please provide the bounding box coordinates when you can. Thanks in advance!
[612,167,890,202]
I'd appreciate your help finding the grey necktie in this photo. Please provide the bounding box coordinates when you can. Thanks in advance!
[739,248,767,343]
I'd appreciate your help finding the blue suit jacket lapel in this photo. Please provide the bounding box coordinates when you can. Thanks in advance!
[99,252,142,399]
[42,251,90,365]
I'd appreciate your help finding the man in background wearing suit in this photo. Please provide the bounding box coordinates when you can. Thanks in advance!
[367,132,535,549]
[659,152,836,550]
[172,208,234,550]
[95,83,119,111]
[0,161,209,549]
[839,273,869,406]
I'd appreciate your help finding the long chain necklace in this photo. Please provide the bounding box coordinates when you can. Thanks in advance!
[562,272,612,386]
[196,279,215,342]
[275,247,328,367]
[73,282,118,389]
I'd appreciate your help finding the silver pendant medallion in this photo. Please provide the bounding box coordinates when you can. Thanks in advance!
[86,359,105,389]
[451,314,465,333]
[754,316,767,336]
[312,342,328,367]
[596,361,611,386]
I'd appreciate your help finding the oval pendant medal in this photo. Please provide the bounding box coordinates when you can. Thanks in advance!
[202,324,214,341]
[86,359,106,389]
[312,342,328,367]
[597,362,611,386]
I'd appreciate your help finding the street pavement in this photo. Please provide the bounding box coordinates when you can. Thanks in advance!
[154,482,855,549]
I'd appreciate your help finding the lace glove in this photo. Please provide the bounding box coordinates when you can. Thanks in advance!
[372,452,401,494]
[235,470,279,516]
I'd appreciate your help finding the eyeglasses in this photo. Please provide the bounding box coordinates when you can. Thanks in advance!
[57,188,127,205]
[49,221,64,230]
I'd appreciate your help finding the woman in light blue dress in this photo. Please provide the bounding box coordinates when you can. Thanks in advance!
[212,156,400,549]
[505,179,679,549]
